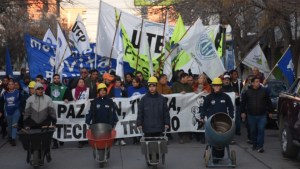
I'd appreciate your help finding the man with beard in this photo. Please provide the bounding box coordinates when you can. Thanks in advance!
[45,74,72,149]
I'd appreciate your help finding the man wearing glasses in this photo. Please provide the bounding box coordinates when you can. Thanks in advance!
[69,68,89,89]
[137,76,170,137]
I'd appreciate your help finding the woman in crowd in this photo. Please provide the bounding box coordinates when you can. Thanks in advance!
[71,78,89,102]
[71,78,89,148]
[0,80,21,146]
[193,74,212,93]
[127,77,147,97]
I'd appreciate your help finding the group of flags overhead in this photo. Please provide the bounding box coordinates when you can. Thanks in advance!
[4,0,295,85]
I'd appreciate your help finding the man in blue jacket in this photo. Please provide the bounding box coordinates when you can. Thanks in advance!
[137,76,170,137]
[86,83,118,127]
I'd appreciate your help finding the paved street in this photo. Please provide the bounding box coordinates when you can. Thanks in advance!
[0,128,299,169]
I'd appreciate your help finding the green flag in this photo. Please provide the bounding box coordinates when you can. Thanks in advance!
[121,25,158,78]
[169,15,191,70]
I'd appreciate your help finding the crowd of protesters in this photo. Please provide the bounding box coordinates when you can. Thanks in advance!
[0,66,273,153]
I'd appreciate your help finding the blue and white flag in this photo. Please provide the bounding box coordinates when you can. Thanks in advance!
[56,23,72,74]
[278,47,295,85]
[5,47,13,77]
[25,34,134,80]
[43,28,57,45]
[178,19,225,79]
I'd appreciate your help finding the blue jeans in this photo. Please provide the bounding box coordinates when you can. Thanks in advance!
[247,114,266,149]
[6,109,20,139]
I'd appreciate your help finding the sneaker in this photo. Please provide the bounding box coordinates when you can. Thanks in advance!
[114,140,120,146]
[257,148,264,153]
[120,140,126,146]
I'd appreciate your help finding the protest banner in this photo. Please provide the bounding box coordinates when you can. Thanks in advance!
[52,92,235,141]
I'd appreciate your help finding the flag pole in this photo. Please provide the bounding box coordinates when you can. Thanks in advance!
[136,19,145,72]
[156,7,169,76]
[95,0,102,69]
[157,17,198,73]
[108,12,122,69]
[264,45,291,81]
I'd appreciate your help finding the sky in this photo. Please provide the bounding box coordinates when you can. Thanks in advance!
[73,0,138,42]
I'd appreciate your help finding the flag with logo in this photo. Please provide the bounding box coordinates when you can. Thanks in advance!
[5,47,13,77]
[278,47,295,85]
[178,19,225,79]
[55,23,72,74]
[69,14,91,54]
[43,28,57,45]
[242,44,271,75]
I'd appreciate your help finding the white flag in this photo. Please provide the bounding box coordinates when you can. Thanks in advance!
[69,14,91,54]
[242,44,271,74]
[178,19,225,79]
[55,23,72,75]
[114,22,124,80]
[43,28,56,45]
[139,20,154,77]
[163,12,172,81]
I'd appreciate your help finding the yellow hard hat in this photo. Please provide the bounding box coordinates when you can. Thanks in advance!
[212,77,223,85]
[97,83,107,90]
[28,81,36,88]
[148,76,158,83]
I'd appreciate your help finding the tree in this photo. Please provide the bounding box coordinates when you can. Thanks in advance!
[170,0,300,75]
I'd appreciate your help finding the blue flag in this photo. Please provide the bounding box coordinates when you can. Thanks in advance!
[5,47,13,77]
[25,34,134,80]
[278,48,295,85]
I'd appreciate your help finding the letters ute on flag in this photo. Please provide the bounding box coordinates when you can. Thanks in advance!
[121,24,158,78]
[278,47,295,85]
[178,19,225,80]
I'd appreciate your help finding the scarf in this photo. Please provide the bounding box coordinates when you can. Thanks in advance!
[75,86,87,100]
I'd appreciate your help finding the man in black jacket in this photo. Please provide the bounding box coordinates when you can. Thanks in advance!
[137,76,170,137]
[241,77,273,153]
